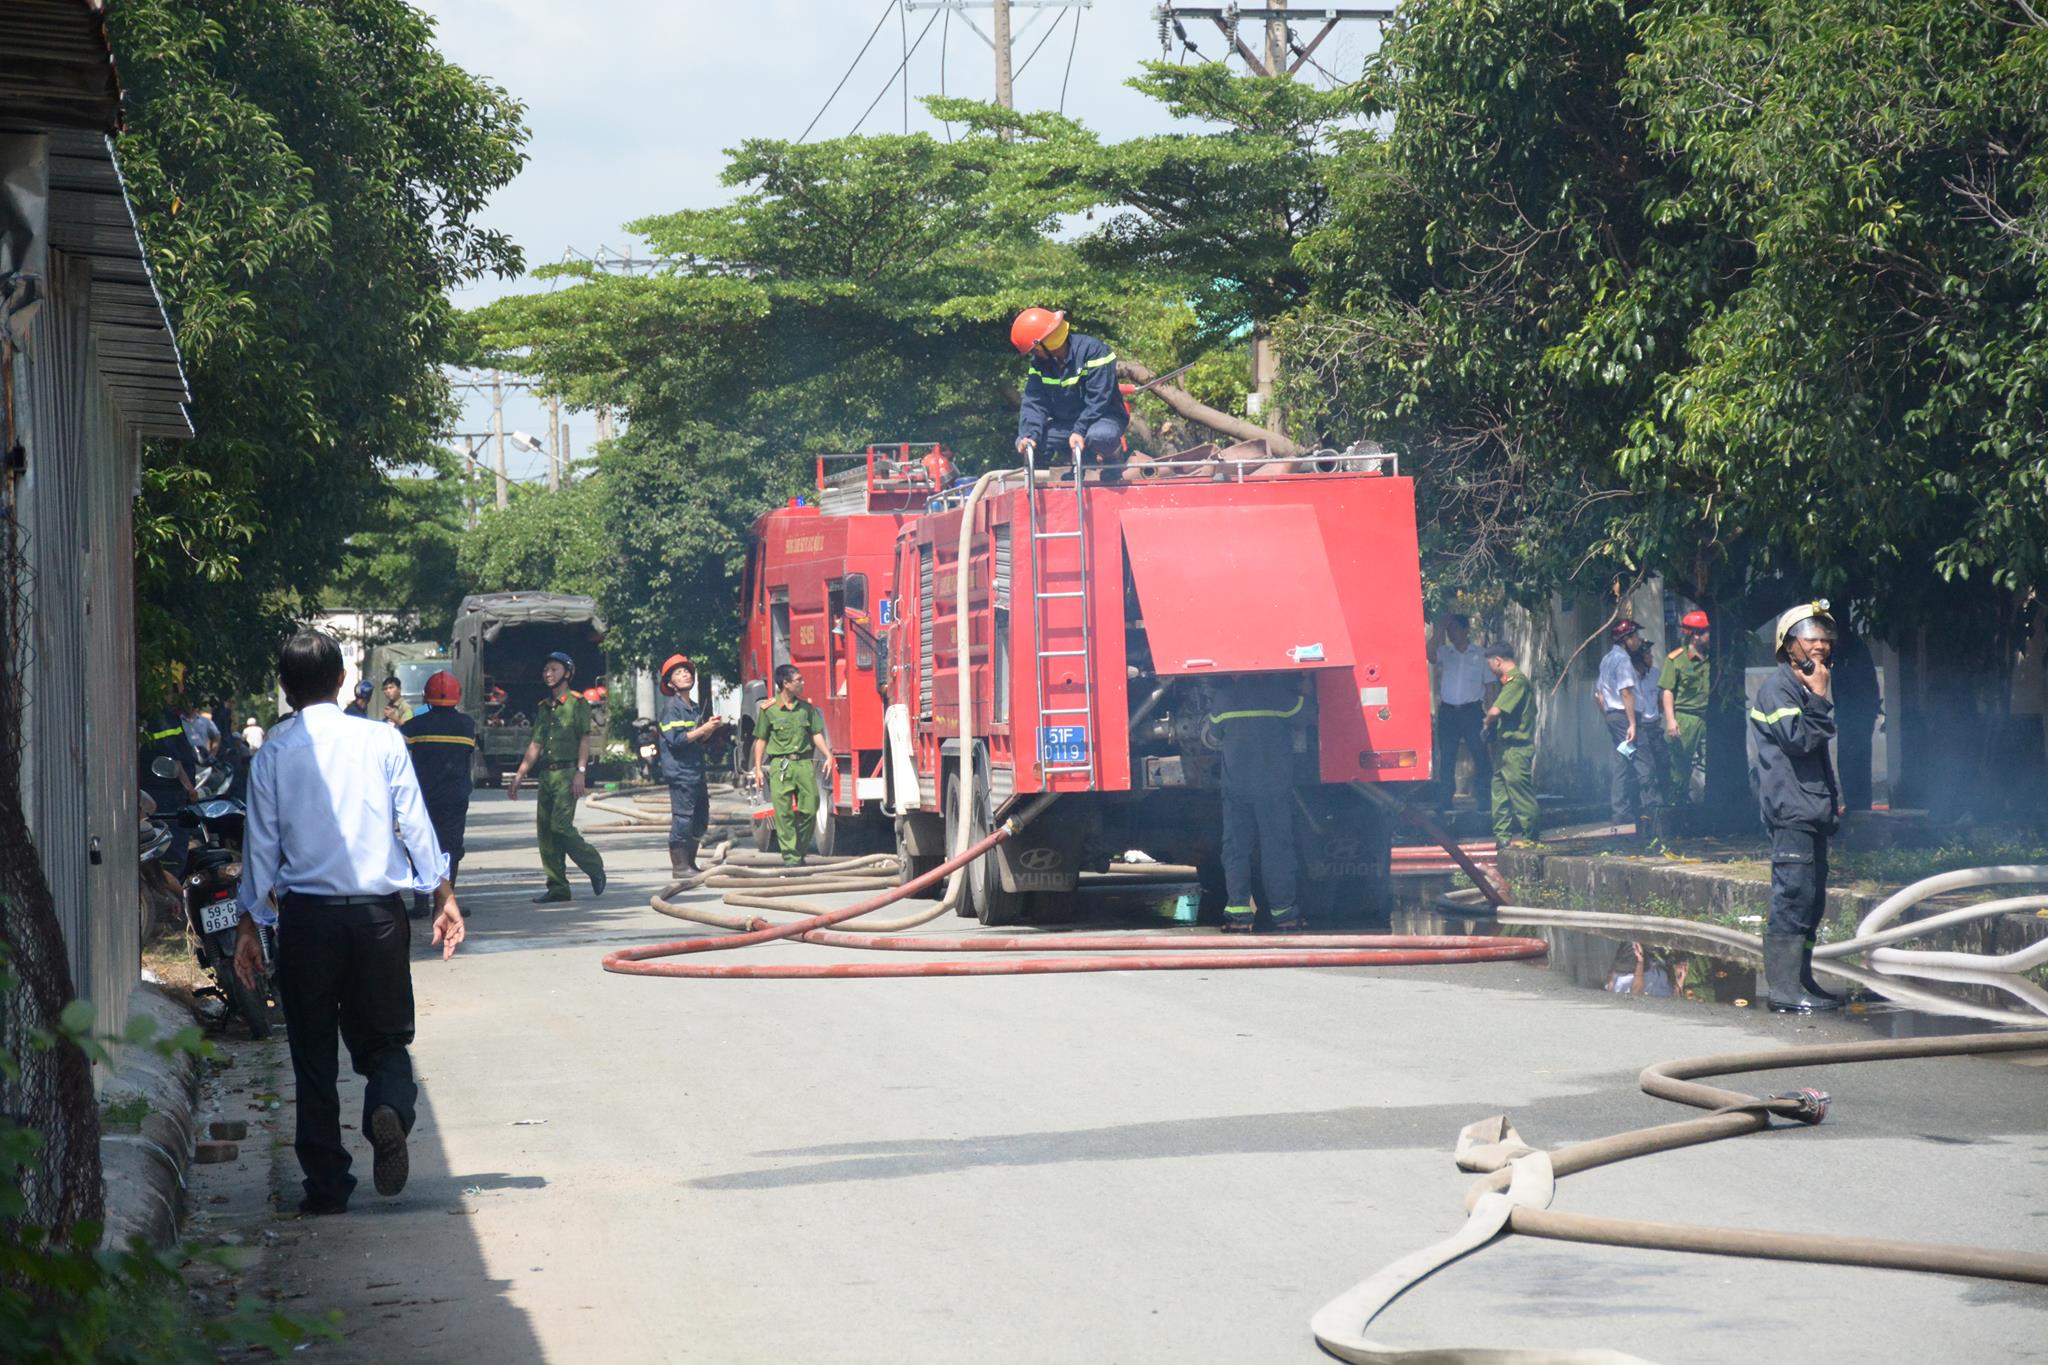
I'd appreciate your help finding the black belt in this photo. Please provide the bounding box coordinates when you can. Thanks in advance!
[1440,700,1482,709]
[281,892,403,908]
[537,759,575,771]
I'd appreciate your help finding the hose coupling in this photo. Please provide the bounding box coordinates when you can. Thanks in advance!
[1768,1087,1831,1124]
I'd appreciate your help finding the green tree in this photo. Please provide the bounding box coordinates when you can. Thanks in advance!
[456,477,610,606]
[326,451,471,644]
[110,0,526,693]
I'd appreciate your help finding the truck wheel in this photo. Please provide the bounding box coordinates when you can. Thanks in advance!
[943,771,976,917]
[814,802,836,857]
[895,817,941,894]
[960,753,1026,927]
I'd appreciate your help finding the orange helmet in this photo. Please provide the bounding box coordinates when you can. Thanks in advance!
[1680,610,1710,632]
[660,653,694,693]
[1010,307,1067,354]
[423,670,460,706]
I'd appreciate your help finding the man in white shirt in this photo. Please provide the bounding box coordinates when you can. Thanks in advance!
[1593,619,1646,829]
[234,630,464,1215]
[1431,614,1493,813]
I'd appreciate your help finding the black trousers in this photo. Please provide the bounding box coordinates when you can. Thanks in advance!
[1222,782,1298,912]
[1603,710,1639,824]
[668,775,709,845]
[1435,702,1490,809]
[1767,827,1830,939]
[277,894,419,1208]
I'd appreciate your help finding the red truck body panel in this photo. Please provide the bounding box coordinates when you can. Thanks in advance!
[887,461,1432,809]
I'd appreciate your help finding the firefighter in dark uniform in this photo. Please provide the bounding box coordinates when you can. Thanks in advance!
[1750,600,1846,1013]
[401,670,478,916]
[656,653,729,879]
[141,703,201,873]
[1207,673,1306,933]
[508,651,608,903]
[1010,307,1129,482]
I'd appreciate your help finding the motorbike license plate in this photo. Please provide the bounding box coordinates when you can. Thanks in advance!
[201,900,242,935]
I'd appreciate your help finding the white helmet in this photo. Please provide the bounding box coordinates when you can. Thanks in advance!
[1773,599,1837,657]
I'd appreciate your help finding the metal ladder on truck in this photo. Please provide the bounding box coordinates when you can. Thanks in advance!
[1023,441,1098,790]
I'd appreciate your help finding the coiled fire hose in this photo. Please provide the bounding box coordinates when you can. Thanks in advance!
[1311,1028,2048,1364]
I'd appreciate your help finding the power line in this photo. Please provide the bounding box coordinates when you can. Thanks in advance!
[1058,5,1082,114]
[849,5,943,137]
[800,0,897,143]
[1012,4,1071,82]
[899,0,911,134]
[938,3,953,141]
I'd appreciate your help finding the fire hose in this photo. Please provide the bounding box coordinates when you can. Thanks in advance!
[1311,1029,2048,1364]
[604,465,1541,980]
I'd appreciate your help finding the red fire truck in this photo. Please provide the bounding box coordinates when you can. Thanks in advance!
[737,446,954,853]
[884,448,1433,924]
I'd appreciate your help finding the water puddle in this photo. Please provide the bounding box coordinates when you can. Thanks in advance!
[1408,902,2048,1037]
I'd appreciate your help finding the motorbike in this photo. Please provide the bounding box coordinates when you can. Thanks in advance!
[150,755,275,1038]
[635,717,661,783]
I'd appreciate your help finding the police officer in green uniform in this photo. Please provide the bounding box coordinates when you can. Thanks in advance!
[751,664,831,865]
[508,651,607,903]
[1659,610,1711,805]
[1482,643,1540,847]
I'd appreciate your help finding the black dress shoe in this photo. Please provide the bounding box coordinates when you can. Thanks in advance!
[369,1105,408,1197]
[531,890,572,904]
[589,865,608,897]
[297,1196,349,1217]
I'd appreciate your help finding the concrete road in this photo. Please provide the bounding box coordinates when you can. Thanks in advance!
[236,795,2048,1364]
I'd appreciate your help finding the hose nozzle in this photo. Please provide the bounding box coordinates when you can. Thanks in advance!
[1769,1087,1831,1124]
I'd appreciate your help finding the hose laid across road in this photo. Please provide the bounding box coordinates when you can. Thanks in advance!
[1311,1028,2048,1364]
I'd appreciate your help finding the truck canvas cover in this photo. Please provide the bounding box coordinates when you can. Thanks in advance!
[1121,505,1356,675]
[452,592,607,640]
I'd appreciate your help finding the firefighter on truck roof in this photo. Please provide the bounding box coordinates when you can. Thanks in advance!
[657,653,728,880]
[753,664,832,866]
[1206,673,1308,934]
[1011,308,1129,483]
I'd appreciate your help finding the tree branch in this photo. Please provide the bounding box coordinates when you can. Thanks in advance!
[1117,360,1300,457]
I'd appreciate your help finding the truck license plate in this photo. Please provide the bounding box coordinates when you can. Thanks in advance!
[201,901,241,935]
[1039,726,1089,766]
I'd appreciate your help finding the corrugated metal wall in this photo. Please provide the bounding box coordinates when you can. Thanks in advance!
[17,248,138,1033]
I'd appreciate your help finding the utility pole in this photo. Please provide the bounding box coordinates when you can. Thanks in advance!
[1265,0,1288,76]
[994,0,1013,117]
[561,426,572,478]
[461,436,477,530]
[1151,5,1392,77]
[546,394,562,493]
[489,369,509,510]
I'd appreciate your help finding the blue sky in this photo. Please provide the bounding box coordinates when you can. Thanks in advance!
[416,0,1384,481]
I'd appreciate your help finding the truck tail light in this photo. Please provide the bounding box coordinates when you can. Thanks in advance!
[1362,751,1418,770]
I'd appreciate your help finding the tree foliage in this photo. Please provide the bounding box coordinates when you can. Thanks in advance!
[326,450,471,644]
[110,0,526,694]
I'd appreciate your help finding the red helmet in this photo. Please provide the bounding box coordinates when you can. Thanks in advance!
[660,653,694,693]
[1680,610,1710,632]
[1609,618,1642,642]
[1010,307,1066,354]
[423,670,460,706]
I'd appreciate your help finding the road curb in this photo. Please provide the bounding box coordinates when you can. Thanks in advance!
[1500,845,1878,925]
[98,983,202,1250]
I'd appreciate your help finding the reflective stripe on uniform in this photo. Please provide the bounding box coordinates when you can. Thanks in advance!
[1750,706,1801,724]
[406,734,476,747]
[659,719,700,732]
[1082,352,1117,369]
[148,726,183,740]
[1207,698,1305,725]
[1028,369,1080,387]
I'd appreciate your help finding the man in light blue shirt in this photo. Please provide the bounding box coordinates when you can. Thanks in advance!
[234,630,464,1215]
[1593,619,1646,830]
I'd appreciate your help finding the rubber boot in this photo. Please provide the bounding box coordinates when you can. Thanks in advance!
[1800,940,1846,1007]
[669,842,695,880]
[1765,933,1841,1013]
[1221,904,1254,934]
